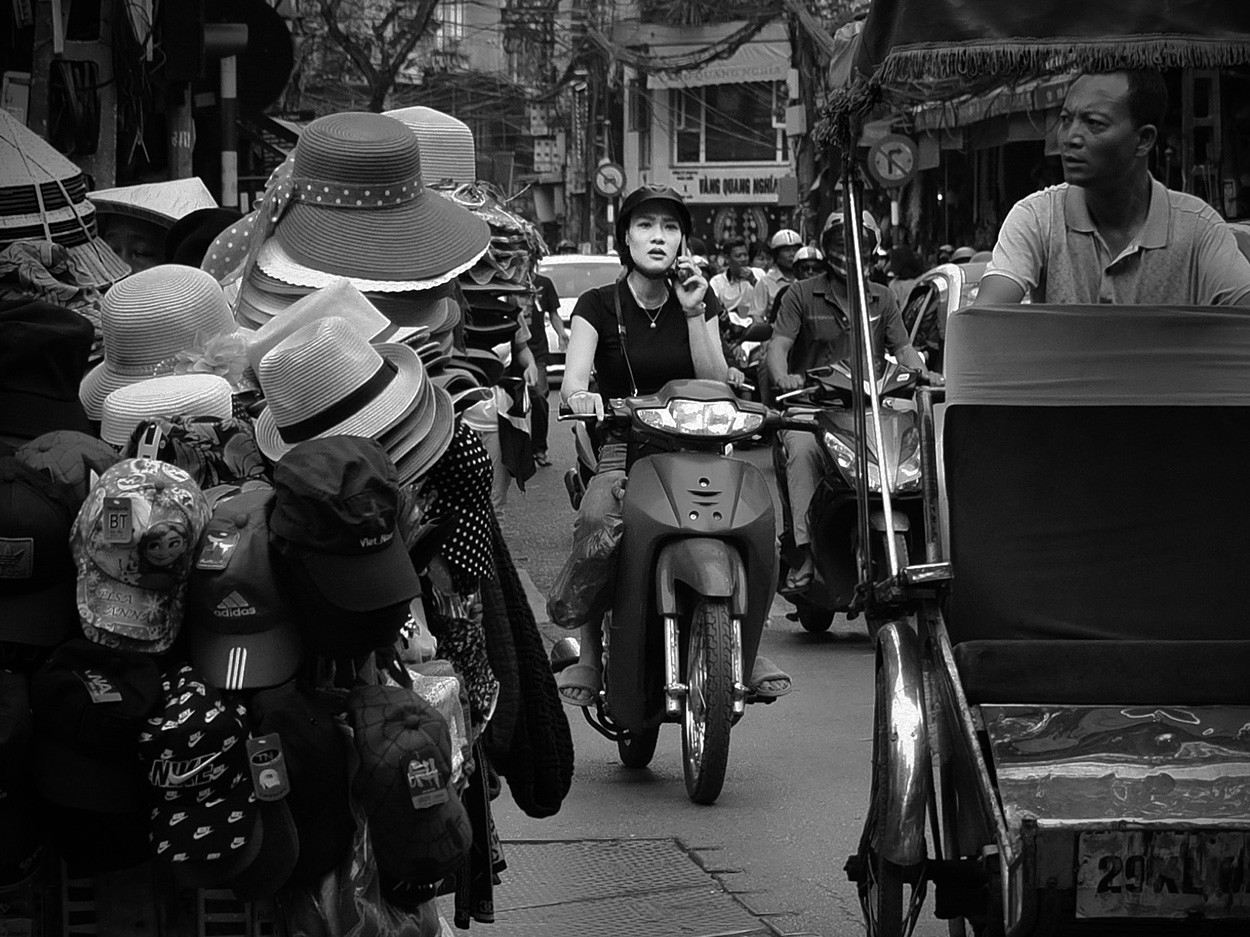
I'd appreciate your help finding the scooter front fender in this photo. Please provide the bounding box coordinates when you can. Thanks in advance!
[654,538,748,618]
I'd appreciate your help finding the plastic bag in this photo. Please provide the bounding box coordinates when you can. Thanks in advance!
[546,508,623,630]
[276,736,440,937]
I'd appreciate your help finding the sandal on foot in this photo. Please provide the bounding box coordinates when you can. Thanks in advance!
[534,451,552,467]
[556,662,602,708]
[780,555,814,596]
[748,655,792,701]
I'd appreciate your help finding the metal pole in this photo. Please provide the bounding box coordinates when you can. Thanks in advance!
[845,179,901,578]
[221,55,239,209]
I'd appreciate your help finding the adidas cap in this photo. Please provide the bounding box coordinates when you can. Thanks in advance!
[184,488,302,690]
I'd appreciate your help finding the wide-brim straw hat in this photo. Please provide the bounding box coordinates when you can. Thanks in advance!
[381,106,476,187]
[99,374,234,447]
[246,278,424,372]
[0,110,129,288]
[80,265,239,419]
[256,112,489,292]
[390,379,455,483]
[253,316,425,461]
[88,178,218,230]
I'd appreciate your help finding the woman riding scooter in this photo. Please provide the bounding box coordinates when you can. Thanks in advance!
[551,183,792,706]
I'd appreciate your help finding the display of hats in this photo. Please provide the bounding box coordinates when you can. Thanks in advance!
[269,436,420,613]
[137,665,263,866]
[385,377,455,485]
[71,458,210,653]
[30,639,160,808]
[253,316,427,463]
[185,488,302,690]
[254,112,490,292]
[88,177,218,230]
[0,456,80,647]
[0,671,43,886]
[15,430,120,504]
[382,106,476,186]
[346,683,471,888]
[0,109,129,288]
[100,374,234,448]
[79,265,239,419]
[432,370,492,413]
[166,207,245,267]
[247,681,353,886]
[244,279,421,372]
[0,298,95,441]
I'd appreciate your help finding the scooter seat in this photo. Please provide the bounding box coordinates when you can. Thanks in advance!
[953,639,1250,706]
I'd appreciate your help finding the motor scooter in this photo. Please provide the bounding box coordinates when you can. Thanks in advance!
[555,378,780,804]
[773,360,926,634]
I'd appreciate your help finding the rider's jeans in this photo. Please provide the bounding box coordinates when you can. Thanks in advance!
[779,429,822,548]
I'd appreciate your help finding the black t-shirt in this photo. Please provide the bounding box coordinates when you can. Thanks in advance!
[527,273,560,356]
[572,281,719,399]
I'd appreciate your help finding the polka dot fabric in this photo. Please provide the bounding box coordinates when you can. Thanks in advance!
[422,421,495,591]
[201,210,259,283]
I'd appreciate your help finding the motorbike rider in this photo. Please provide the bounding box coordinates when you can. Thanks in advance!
[709,238,767,324]
[767,210,933,594]
[552,183,792,705]
[755,229,802,316]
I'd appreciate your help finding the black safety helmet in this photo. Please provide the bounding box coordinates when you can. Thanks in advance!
[615,184,692,267]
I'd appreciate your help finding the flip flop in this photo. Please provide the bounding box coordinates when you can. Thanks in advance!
[748,655,792,701]
[780,559,814,597]
[556,662,602,708]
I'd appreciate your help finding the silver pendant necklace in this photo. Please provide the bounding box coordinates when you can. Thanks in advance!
[628,279,667,327]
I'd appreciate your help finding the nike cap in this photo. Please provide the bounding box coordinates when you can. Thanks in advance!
[0,455,80,647]
[137,664,259,867]
[185,487,302,691]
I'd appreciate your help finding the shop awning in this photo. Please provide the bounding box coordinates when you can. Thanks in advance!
[910,74,1070,132]
[648,39,789,89]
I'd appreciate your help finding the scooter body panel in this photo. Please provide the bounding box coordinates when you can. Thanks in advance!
[607,451,776,731]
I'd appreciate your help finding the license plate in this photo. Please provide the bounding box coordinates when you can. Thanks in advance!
[1077,830,1250,918]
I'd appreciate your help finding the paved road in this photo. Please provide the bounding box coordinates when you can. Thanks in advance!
[492,399,948,937]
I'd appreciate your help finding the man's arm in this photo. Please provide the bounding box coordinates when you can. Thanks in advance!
[1196,221,1250,307]
[974,196,1048,305]
[768,286,804,391]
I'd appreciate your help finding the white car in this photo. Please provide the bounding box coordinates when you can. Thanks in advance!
[536,254,622,385]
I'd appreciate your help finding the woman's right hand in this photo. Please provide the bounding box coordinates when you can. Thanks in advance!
[566,388,605,419]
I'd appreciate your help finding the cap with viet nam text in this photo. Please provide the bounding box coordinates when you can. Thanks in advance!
[268,436,419,612]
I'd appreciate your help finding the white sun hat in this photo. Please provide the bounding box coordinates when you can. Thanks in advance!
[99,374,234,448]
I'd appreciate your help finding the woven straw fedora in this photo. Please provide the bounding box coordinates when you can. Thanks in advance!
[99,374,234,447]
[389,380,455,483]
[247,278,413,372]
[79,265,238,419]
[253,317,425,461]
[259,112,489,290]
[382,106,476,186]
[0,110,130,287]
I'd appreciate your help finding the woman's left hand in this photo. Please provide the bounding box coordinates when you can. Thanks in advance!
[673,254,709,315]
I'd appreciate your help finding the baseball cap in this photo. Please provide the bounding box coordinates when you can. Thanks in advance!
[0,671,43,886]
[347,684,471,888]
[15,430,120,505]
[29,639,161,813]
[137,664,259,866]
[248,681,354,886]
[185,488,303,690]
[0,456,80,647]
[71,458,210,653]
[0,298,94,442]
[269,437,420,613]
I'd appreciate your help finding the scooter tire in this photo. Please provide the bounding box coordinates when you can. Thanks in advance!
[617,725,660,769]
[798,605,835,633]
[682,596,735,805]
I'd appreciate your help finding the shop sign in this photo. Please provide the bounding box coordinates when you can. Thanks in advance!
[669,167,787,204]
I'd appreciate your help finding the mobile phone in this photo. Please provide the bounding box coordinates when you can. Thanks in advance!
[670,236,696,286]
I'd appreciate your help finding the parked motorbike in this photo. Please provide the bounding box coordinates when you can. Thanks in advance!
[774,360,926,634]
[554,378,781,804]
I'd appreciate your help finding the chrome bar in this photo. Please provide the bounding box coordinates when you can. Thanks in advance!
[731,617,746,714]
[915,386,943,564]
[902,562,953,585]
[663,614,685,716]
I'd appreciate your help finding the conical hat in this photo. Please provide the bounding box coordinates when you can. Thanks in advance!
[88,178,218,229]
[0,110,130,287]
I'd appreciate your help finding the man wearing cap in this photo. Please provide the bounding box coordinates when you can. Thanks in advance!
[767,211,932,592]
[977,69,1250,307]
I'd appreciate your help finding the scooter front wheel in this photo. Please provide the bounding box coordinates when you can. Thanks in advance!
[618,725,660,768]
[682,596,735,805]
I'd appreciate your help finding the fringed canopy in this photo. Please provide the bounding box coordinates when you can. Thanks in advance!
[816,0,1250,148]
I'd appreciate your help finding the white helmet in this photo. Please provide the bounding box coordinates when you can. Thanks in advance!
[794,246,823,263]
[769,229,802,250]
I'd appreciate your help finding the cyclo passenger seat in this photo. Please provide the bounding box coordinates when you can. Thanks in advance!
[940,303,1250,705]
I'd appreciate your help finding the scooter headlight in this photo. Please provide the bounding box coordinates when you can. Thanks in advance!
[636,399,764,437]
[823,430,882,492]
[894,428,922,493]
